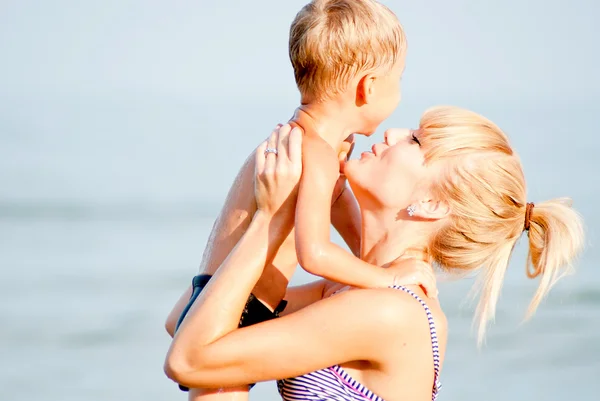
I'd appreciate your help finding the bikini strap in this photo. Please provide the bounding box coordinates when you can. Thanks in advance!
[389,285,442,400]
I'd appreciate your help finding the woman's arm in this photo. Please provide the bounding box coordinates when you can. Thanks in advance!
[279,279,340,316]
[165,285,193,337]
[165,186,359,336]
[164,124,300,379]
[166,284,420,388]
[164,137,357,337]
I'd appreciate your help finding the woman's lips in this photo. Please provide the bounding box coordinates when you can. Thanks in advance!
[360,151,375,159]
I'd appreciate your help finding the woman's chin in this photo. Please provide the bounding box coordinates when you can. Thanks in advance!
[343,158,367,183]
[345,158,359,169]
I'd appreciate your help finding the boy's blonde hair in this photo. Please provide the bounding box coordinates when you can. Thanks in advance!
[289,0,406,102]
[419,106,584,345]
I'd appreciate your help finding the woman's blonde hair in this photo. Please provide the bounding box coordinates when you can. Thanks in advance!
[418,106,584,344]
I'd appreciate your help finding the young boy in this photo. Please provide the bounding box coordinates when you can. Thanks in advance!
[165,1,428,399]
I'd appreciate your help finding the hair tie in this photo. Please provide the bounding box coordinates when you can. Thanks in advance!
[524,202,534,231]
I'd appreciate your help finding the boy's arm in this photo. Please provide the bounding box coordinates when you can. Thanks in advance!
[295,136,394,288]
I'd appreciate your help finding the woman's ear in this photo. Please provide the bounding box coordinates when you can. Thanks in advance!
[414,198,451,221]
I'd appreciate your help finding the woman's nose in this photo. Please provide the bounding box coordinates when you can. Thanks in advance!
[384,128,411,145]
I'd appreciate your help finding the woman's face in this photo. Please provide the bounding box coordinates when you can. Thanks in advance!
[345,128,431,210]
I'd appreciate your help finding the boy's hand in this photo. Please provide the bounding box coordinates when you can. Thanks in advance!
[387,261,438,299]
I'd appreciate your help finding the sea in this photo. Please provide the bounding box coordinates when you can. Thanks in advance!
[0,94,598,401]
[1,0,599,399]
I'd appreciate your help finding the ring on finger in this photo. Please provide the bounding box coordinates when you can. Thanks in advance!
[264,147,278,156]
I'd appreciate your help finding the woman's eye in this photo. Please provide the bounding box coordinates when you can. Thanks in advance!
[411,133,421,146]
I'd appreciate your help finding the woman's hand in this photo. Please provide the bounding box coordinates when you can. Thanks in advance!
[255,124,303,223]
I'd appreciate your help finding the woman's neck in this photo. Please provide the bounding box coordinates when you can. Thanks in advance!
[360,209,430,267]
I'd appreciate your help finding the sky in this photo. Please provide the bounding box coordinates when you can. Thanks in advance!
[1,0,597,104]
[0,0,598,205]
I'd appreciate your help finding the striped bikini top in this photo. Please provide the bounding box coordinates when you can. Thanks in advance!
[277,285,441,401]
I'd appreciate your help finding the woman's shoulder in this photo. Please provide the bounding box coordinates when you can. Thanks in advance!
[300,284,446,366]
[343,286,447,367]
[327,285,445,335]
[385,285,448,339]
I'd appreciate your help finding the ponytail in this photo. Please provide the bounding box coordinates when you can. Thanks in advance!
[524,198,584,318]
[471,197,584,345]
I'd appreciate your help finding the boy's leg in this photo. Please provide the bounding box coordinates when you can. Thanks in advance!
[174,275,287,397]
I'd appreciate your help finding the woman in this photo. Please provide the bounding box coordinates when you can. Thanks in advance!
[164,106,584,401]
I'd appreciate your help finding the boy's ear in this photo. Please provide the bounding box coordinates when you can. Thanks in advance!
[414,198,451,221]
[356,73,377,106]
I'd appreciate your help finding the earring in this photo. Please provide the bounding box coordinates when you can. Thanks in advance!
[407,204,417,217]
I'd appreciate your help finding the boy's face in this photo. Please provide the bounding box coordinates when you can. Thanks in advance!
[358,57,405,136]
